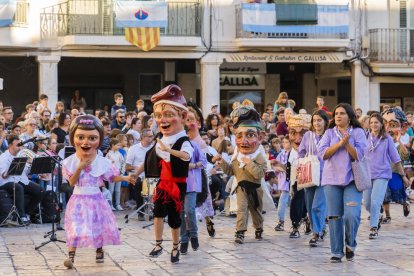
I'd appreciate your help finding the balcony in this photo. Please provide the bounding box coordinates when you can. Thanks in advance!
[369,28,414,63]
[235,3,350,49]
[40,0,202,47]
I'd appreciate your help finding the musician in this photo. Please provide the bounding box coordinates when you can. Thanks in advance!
[0,135,44,225]
[125,128,154,221]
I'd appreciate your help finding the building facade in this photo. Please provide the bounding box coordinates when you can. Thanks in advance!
[0,0,413,116]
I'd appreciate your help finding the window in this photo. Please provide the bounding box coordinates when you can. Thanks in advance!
[275,0,317,25]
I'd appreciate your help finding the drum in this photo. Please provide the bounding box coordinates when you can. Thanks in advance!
[141,178,158,196]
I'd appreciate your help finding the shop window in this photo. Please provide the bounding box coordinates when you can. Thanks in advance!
[274,0,318,25]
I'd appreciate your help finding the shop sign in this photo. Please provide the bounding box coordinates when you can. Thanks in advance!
[226,52,346,63]
[220,74,265,90]
[220,63,266,74]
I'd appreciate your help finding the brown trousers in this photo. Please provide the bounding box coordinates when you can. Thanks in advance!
[236,186,264,232]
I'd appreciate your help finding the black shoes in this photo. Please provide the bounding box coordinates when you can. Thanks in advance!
[171,243,180,263]
[235,231,245,244]
[190,237,199,251]
[180,242,188,255]
[274,220,284,231]
[330,256,342,263]
[345,248,354,261]
[382,216,391,224]
[206,221,216,237]
[149,240,163,258]
[369,227,378,239]
[255,228,263,241]
[96,248,104,263]
[289,228,300,238]
[309,234,319,247]
[403,202,410,217]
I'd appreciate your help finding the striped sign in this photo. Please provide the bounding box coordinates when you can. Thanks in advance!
[0,0,16,27]
[125,27,160,52]
[241,3,349,35]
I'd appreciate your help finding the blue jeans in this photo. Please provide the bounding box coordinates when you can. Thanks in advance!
[180,192,198,243]
[324,182,362,258]
[304,185,327,235]
[363,178,388,228]
[277,190,290,221]
[109,181,121,206]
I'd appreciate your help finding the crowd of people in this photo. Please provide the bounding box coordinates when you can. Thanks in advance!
[0,87,413,267]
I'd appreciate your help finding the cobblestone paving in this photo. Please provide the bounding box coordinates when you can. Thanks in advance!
[1,204,414,275]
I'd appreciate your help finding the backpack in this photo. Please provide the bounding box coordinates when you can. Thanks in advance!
[0,190,13,223]
[40,191,60,223]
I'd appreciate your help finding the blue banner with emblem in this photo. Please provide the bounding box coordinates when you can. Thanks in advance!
[114,0,168,28]
[0,0,16,27]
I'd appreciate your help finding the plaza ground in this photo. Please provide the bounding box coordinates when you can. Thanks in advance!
[1,204,414,275]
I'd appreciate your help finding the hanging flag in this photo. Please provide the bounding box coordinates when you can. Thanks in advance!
[0,0,16,27]
[114,0,168,28]
[125,27,160,52]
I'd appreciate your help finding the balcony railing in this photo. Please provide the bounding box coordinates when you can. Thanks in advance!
[235,3,349,39]
[369,28,414,63]
[40,0,201,38]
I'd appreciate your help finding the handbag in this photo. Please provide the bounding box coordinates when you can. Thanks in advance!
[351,156,372,192]
[296,132,321,191]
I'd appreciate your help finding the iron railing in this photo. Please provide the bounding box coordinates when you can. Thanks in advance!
[40,0,201,38]
[369,28,414,63]
[235,3,349,39]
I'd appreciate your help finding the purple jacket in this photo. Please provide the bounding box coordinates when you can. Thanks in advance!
[366,134,401,180]
[187,141,207,193]
[318,127,367,186]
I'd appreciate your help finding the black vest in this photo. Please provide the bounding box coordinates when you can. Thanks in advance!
[145,136,191,178]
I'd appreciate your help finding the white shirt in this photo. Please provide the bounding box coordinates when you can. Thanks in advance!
[155,130,193,162]
[203,146,218,176]
[127,129,141,144]
[126,142,153,178]
[106,150,124,172]
[0,150,30,186]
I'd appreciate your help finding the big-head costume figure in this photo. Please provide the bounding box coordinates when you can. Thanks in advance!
[219,105,267,244]
[144,85,194,264]
[382,107,410,219]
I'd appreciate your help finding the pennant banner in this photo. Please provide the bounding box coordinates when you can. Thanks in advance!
[0,0,16,27]
[125,27,160,51]
[115,0,168,28]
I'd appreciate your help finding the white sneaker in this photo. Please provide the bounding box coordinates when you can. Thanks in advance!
[111,206,116,211]
[115,205,124,211]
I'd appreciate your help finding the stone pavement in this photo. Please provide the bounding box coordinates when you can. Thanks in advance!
[1,204,414,276]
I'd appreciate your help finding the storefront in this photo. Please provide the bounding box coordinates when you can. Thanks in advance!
[219,63,266,115]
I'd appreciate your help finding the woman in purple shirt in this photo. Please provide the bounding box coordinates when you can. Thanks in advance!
[298,110,329,248]
[318,103,367,263]
[363,113,407,239]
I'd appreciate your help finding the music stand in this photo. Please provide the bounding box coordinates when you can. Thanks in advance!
[124,177,155,226]
[64,146,75,159]
[0,157,28,227]
[32,156,65,250]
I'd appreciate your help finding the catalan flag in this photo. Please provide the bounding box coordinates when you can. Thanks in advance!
[125,27,160,52]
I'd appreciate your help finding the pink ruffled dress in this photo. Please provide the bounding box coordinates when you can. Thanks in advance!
[62,155,121,248]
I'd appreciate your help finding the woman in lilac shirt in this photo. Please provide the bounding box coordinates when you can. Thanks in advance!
[298,110,329,248]
[363,113,408,239]
[318,103,367,263]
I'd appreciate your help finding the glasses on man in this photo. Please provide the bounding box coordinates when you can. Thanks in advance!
[29,123,37,126]
[118,116,125,119]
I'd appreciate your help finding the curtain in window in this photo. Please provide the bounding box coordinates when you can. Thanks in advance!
[275,0,317,25]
